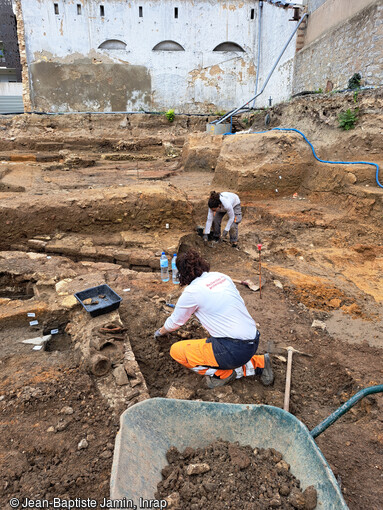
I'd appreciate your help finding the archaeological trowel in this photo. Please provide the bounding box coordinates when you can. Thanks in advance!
[232,279,260,292]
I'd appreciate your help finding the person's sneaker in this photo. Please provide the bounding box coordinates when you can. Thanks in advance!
[231,242,238,249]
[205,371,236,389]
[260,353,274,386]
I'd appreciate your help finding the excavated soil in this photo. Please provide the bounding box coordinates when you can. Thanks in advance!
[156,441,318,510]
[0,91,383,510]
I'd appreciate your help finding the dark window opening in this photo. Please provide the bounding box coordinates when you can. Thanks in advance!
[77,4,81,15]
[174,7,178,19]
[139,6,143,17]
[98,39,127,50]
[213,42,245,52]
[251,9,255,20]
[152,40,185,51]
[54,3,59,15]
[100,5,105,16]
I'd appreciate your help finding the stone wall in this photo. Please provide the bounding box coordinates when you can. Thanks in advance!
[293,2,383,93]
[0,0,22,79]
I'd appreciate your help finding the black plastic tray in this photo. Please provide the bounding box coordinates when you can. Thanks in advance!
[74,284,122,317]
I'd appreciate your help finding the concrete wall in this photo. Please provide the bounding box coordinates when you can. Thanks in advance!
[0,0,22,79]
[293,1,383,93]
[16,0,299,113]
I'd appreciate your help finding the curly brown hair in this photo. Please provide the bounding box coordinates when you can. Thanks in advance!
[208,191,221,209]
[176,249,210,286]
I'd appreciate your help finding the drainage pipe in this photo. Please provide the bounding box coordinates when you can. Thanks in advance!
[252,1,263,109]
[213,12,309,125]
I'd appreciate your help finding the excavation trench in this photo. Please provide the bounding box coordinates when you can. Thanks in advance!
[0,103,382,509]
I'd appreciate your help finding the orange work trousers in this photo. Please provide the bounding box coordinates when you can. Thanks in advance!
[170,338,265,379]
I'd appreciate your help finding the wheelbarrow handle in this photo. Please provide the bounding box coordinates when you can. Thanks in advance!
[310,384,383,439]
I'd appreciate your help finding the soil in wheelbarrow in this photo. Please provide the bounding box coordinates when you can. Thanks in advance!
[156,440,318,510]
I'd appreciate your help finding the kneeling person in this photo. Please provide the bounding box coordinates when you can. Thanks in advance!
[154,250,273,388]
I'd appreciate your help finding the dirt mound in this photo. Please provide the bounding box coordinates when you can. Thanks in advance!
[156,441,318,510]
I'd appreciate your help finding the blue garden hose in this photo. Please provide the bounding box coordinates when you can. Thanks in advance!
[224,127,382,188]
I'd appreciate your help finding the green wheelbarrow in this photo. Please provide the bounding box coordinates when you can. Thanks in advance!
[110,385,383,509]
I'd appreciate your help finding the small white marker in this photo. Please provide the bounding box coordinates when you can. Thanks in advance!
[29,320,39,326]
[279,175,282,179]
[165,223,169,229]
[27,312,36,318]
[275,189,279,192]
[47,256,51,259]
[50,329,59,335]
[33,345,43,351]
[123,288,131,292]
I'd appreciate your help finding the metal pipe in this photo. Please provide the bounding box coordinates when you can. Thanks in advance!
[214,12,308,125]
[252,1,263,108]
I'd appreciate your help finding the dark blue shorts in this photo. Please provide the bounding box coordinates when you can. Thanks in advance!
[207,331,260,370]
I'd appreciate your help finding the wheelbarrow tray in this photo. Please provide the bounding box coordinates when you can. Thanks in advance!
[74,284,122,317]
[111,398,347,509]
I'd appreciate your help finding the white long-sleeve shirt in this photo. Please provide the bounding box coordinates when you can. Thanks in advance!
[204,192,240,235]
[164,272,257,340]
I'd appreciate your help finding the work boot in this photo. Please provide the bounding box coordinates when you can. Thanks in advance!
[260,353,274,386]
[205,371,236,389]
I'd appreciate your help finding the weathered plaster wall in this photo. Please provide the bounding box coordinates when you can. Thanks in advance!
[30,62,151,112]
[304,0,377,45]
[0,0,22,79]
[17,0,298,113]
[293,2,383,93]
[253,1,298,108]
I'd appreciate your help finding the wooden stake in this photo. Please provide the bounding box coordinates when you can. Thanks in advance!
[257,243,262,299]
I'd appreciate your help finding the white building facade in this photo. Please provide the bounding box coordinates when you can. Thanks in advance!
[15,0,301,113]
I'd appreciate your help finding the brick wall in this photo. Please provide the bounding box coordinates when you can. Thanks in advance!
[293,2,382,93]
[0,0,22,80]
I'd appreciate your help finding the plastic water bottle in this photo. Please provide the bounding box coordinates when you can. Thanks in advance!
[171,254,180,284]
[160,252,169,282]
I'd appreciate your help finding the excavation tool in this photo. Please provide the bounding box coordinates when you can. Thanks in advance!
[283,346,313,413]
[232,279,260,292]
[257,243,262,299]
[111,385,383,509]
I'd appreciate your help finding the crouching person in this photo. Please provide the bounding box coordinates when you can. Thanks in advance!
[154,249,274,388]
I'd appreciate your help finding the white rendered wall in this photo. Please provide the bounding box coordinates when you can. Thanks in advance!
[253,1,299,109]
[18,0,299,112]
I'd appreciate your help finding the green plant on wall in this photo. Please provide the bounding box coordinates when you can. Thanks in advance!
[338,108,358,131]
[348,73,361,90]
[165,109,175,122]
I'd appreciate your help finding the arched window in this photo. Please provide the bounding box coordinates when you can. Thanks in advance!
[98,40,127,50]
[213,42,245,52]
[152,40,185,51]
